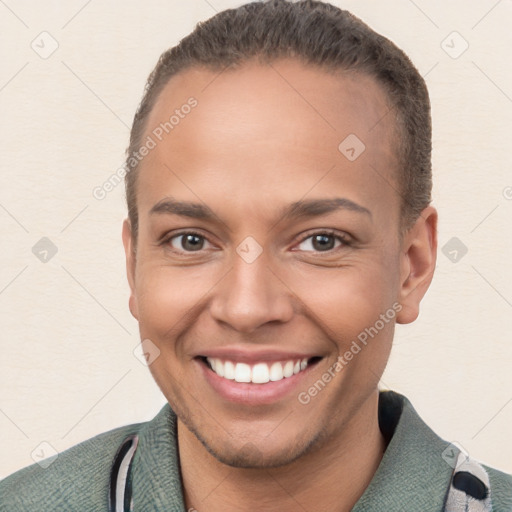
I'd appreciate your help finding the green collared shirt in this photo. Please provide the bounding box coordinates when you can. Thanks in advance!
[1,390,511,511]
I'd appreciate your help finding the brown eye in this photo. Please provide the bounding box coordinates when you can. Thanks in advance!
[311,234,336,251]
[169,233,209,252]
[296,231,348,253]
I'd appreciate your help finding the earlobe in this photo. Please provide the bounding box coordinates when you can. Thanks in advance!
[396,206,438,325]
[122,219,139,321]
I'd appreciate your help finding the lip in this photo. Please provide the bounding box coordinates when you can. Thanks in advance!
[196,355,321,405]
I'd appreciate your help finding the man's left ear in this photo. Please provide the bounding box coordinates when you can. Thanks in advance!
[396,206,438,324]
[122,218,139,321]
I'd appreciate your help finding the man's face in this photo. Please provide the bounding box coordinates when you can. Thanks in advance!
[124,59,413,467]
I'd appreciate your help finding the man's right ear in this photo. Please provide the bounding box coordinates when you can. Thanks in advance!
[122,219,139,321]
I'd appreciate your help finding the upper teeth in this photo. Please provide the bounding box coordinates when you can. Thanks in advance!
[206,358,309,384]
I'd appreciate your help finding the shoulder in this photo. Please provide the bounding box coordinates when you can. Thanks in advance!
[0,421,145,511]
[484,464,512,510]
[374,391,512,510]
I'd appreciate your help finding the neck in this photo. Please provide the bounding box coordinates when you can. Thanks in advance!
[178,390,386,512]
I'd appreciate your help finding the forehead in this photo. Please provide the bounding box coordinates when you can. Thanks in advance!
[137,59,400,226]
[147,59,396,150]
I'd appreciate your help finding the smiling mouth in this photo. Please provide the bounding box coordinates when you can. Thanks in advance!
[200,356,322,384]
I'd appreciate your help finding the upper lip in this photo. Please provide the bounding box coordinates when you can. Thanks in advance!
[196,347,322,363]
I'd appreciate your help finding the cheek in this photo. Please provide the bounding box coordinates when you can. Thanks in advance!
[297,259,398,325]
[308,266,398,392]
[134,262,213,341]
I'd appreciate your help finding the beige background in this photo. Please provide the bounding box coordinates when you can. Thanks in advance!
[0,0,511,478]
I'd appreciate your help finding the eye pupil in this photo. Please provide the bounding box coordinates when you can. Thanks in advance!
[313,234,335,251]
[182,234,203,251]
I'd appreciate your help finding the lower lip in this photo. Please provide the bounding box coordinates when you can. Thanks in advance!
[197,359,317,405]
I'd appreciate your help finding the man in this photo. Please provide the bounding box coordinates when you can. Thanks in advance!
[1,1,510,510]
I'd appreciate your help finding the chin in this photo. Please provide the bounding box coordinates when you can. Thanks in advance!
[189,423,323,469]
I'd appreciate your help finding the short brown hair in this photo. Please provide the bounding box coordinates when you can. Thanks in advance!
[125,0,432,238]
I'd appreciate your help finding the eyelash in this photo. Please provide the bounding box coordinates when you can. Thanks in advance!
[160,229,352,255]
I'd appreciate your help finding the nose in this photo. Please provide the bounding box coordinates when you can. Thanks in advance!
[209,250,294,334]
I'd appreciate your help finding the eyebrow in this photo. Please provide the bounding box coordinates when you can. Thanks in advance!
[149,196,372,222]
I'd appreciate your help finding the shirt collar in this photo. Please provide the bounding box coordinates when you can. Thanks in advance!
[131,404,185,510]
[131,390,453,510]
[353,390,453,510]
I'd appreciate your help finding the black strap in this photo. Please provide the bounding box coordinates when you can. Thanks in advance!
[109,434,139,512]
